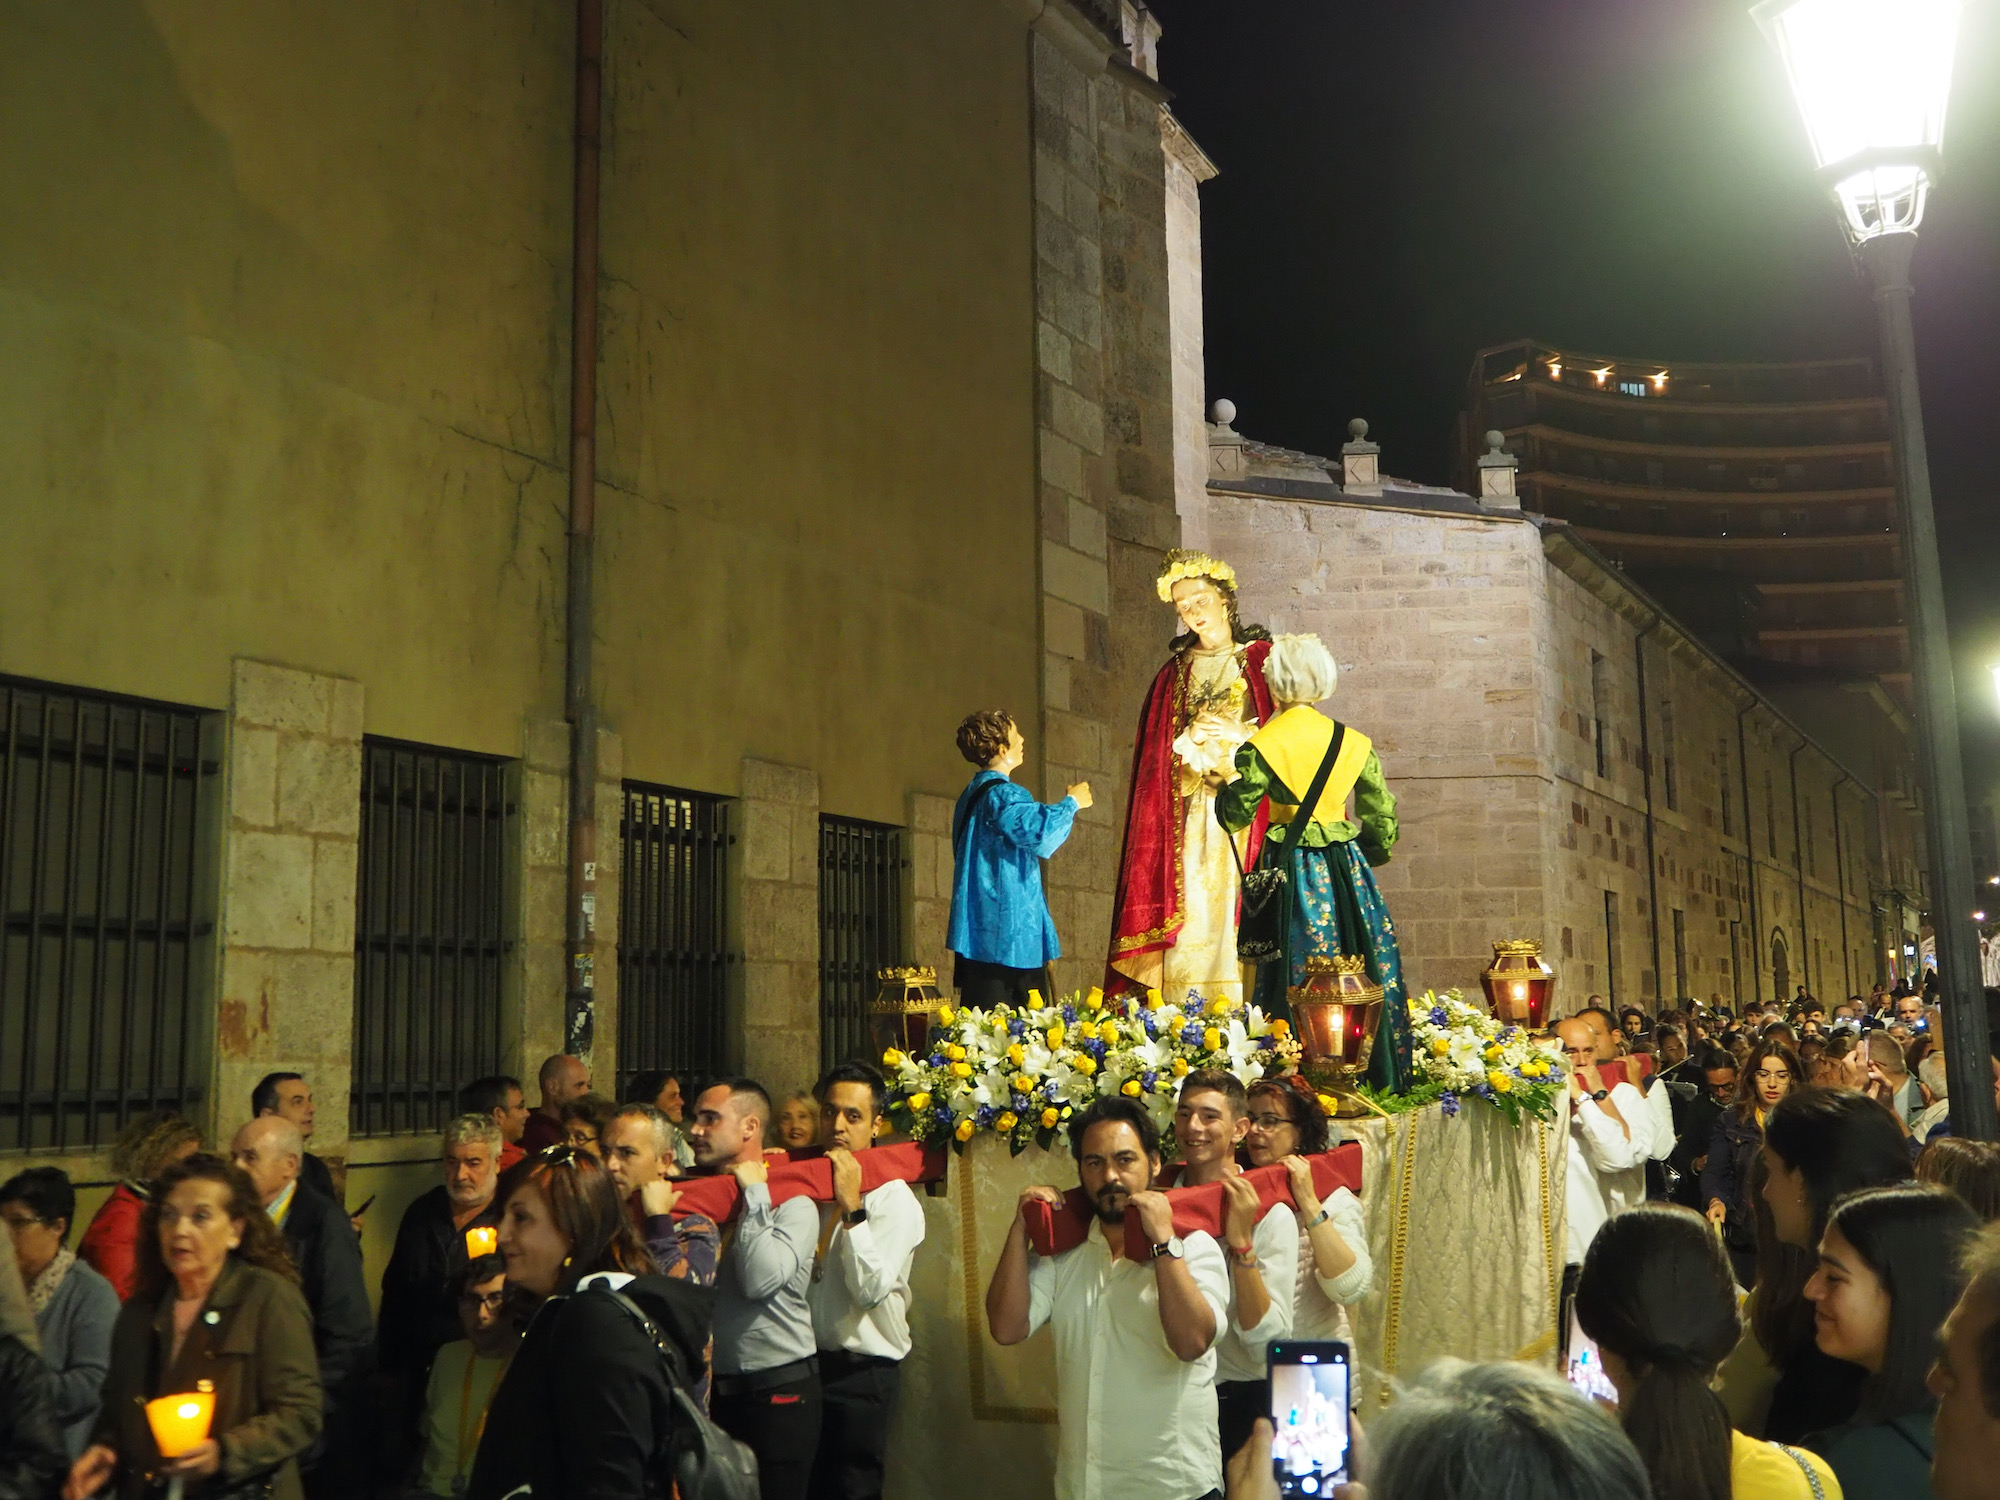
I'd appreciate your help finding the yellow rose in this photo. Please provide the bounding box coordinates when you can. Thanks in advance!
[996,1111,1018,1132]
[1007,1044,1026,1067]
[1430,1037,1450,1057]
[955,1119,975,1142]
[1202,1026,1222,1052]
[1483,1045,1503,1063]
[1085,987,1105,1011]
[1012,1073,1036,1094]
[1046,1023,1065,1049]
[1098,1019,1119,1044]
[1489,1070,1513,1093]
[1121,1080,1142,1097]
[908,1092,931,1112]
[951,1061,973,1078]
[882,1048,904,1068]
[1145,989,1163,1010]
[1040,1107,1060,1128]
[1317,1094,1341,1117]
[1171,1057,1189,1077]
[1074,1056,1097,1077]
[1269,1019,1291,1038]
[946,1044,967,1062]
[1209,998,1232,1016]
[937,1006,955,1026]
[1077,1021,1098,1042]
[1027,990,1043,1007]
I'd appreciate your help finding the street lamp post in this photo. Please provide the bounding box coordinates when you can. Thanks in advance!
[1754,0,1996,1139]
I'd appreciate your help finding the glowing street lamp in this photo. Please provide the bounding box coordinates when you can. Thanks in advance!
[1753,0,1991,1139]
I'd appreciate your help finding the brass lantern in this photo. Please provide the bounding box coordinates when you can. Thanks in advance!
[870,966,944,1062]
[1289,955,1383,1117]
[1481,939,1555,1030]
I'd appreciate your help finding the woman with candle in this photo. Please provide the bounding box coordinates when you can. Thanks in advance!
[64,1156,320,1500]
[465,1147,715,1500]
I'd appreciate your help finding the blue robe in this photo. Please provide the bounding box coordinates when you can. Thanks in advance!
[946,771,1078,969]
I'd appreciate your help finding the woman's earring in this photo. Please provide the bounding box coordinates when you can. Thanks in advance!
[562,1255,572,1268]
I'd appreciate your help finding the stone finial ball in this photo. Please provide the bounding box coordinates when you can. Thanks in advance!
[1348,418,1369,441]
[1486,429,1506,452]
[1209,398,1236,425]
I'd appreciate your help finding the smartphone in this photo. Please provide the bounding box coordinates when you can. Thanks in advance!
[1267,1341,1351,1496]
[1564,1301,1618,1408]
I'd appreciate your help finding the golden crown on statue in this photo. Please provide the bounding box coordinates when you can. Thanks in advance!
[1155,548,1239,601]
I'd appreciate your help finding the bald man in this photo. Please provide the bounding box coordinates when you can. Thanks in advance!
[1554,1017,1651,1271]
[519,1053,591,1154]
[231,1116,373,1499]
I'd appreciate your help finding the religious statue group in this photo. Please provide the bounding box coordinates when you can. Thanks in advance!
[947,547,1413,1091]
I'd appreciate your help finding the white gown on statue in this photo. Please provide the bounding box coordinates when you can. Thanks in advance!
[1160,645,1254,1005]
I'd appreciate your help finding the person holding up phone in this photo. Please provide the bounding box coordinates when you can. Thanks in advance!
[1172,1070,1297,1460]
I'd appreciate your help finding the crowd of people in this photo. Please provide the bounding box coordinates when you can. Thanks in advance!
[4,978,2000,1500]
[0,1056,928,1500]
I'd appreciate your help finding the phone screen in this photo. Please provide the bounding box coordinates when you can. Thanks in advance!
[1564,1302,1618,1407]
[1267,1341,1351,1495]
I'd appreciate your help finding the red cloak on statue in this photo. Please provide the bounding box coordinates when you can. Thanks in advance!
[1105,637,1275,995]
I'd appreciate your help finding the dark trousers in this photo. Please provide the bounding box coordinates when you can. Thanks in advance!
[807,1352,901,1500]
[1216,1380,1266,1468]
[953,955,1054,1010]
[715,1373,824,1500]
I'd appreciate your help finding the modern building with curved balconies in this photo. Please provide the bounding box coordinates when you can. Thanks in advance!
[1458,340,1908,694]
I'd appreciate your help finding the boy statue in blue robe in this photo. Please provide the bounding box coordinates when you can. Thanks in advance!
[947,710,1092,1009]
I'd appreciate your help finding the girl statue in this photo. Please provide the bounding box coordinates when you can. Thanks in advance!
[1106,549,1275,1004]
[1214,633,1411,1092]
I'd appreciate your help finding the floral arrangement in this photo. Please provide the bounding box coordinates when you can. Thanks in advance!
[1396,987,1563,1125]
[884,987,1305,1154]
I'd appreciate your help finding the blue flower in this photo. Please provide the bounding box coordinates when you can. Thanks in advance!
[1180,1022,1205,1046]
[1012,1093,1032,1111]
[929,1054,946,1068]
[1042,1081,1059,1100]
[1440,1090,1461,1118]
[1429,1007,1449,1027]
[1141,1070,1158,1091]
[932,1104,953,1123]
[974,1105,997,1127]
[1062,1005,1077,1023]
[1008,1019,1026,1037]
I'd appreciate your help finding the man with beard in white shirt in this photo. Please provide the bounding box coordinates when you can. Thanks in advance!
[986,1095,1231,1500]
[1556,1016,1651,1271]
[1170,1068,1294,1462]
[806,1062,925,1500]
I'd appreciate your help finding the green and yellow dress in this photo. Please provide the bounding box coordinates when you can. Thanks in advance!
[1214,704,1412,1092]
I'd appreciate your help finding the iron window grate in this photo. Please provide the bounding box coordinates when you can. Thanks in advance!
[0,675,219,1151]
[617,783,730,1095]
[818,815,903,1072]
[350,738,512,1139]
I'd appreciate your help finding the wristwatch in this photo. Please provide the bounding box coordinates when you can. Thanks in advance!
[1591,1089,1609,1103]
[1302,1205,1331,1231]
[844,1207,869,1228]
[1149,1235,1186,1262]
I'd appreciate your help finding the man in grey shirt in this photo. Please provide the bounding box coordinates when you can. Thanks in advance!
[690,1077,821,1500]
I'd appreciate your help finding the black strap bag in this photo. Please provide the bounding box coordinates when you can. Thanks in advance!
[1230,722,1347,965]
[599,1287,762,1500]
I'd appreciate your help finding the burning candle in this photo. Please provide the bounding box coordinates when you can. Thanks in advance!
[465,1225,498,1257]
[145,1384,215,1458]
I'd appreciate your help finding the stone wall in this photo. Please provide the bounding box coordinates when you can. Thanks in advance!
[215,660,363,1170]
[734,758,822,1091]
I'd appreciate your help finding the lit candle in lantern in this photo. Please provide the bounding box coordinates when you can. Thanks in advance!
[465,1225,498,1257]
[145,1387,215,1458]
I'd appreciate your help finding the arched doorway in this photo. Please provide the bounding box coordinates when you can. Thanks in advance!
[1771,930,1791,1006]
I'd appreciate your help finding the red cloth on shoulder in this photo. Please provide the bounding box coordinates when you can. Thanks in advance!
[668,1140,945,1222]
[1021,1143,1364,1260]
[1594,1056,1653,1091]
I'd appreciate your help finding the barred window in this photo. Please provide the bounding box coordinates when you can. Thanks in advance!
[617,783,730,1095]
[818,816,903,1071]
[351,739,512,1138]
[0,676,220,1151]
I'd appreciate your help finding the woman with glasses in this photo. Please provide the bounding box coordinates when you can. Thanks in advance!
[66,1155,320,1500]
[1241,1077,1371,1347]
[0,1167,120,1459]
[1702,1040,1801,1289]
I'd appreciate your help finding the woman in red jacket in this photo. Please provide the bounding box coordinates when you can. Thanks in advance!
[77,1114,200,1300]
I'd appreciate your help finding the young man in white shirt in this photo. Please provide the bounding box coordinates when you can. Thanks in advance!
[986,1095,1231,1500]
[691,1078,822,1500]
[1171,1068,1295,1462]
[1556,1017,1651,1267]
[806,1062,926,1500]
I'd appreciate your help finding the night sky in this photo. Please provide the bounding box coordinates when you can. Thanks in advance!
[1149,0,2000,798]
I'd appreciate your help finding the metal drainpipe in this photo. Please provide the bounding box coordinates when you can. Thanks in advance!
[1831,774,1852,999]
[1634,618,1665,1007]
[1736,701,1761,1009]
[1789,740,1810,1002]
[564,0,604,1060]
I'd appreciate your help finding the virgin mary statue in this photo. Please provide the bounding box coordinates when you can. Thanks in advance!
[1106,549,1275,1003]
